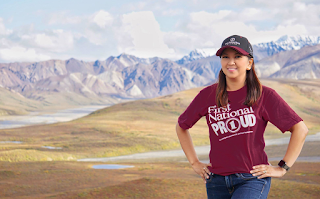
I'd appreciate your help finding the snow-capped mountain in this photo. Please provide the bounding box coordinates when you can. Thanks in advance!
[275,35,320,50]
[254,35,320,61]
[1,35,319,109]
[178,35,320,64]
[0,53,220,105]
[255,43,320,79]
[176,48,217,65]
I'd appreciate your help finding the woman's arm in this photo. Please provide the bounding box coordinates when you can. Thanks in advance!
[283,121,309,167]
[251,121,308,179]
[176,123,211,182]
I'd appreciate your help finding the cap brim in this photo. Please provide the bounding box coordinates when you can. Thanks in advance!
[216,46,249,56]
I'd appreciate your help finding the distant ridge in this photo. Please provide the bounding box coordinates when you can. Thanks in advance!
[253,35,320,61]
[0,54,220,109]
[256,44,320,79]
[0,35,319,113]
[176,35,320,62]
[176,49,217,65]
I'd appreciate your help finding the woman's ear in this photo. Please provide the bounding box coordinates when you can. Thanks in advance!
[247,58,253,70]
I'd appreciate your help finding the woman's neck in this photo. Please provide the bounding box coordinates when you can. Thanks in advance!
[226,78,246,91]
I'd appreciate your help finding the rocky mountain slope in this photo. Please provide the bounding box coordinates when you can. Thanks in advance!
[255,44,320,79]
[0,35,319,114]
[176,49,216,65]
[0,54,220,111]
[253,35,320,61]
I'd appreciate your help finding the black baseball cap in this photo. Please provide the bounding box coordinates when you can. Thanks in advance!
[216,35,253,57]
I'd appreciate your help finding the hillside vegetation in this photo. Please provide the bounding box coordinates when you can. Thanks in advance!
[0,87,43,116]
[0,79,319,161]
[0,86,109,117]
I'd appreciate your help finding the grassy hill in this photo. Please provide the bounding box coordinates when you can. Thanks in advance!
[0,87,44,116]
[0,78,320,162]
[0,87,116,118]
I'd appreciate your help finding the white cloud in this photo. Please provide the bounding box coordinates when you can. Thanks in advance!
[46,11,82,25]
[0,18,6,35]
[162,9,184,16]
[91,10,114,28]
[116,11,174,58]
[163,31,202,58]
[253,0,300,7]
[163,7,318,57]
[0,18,12,35]
[242,8,260,17]
[173,8,318,45]
[0,10,178,62]
[189,10,232,25]
[20,30,74,52]
[0,25,75,62]
[2,1,320,63]
[236,8,274,21]
[0,46,51,62]
[249,24,308,43]
[34,33,56,48]
[293,2,307,11]
[290,2,320,26]
[125,1,148,11]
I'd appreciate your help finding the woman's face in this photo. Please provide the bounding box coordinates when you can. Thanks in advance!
[220,48,253,83]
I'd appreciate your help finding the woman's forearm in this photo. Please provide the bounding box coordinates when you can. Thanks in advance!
[251,121,308,178]
[176,123,199,165]
[282,121,308,167]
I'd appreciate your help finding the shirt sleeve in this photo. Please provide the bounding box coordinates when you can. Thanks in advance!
[262,89,302,133]
[178,89,208,130]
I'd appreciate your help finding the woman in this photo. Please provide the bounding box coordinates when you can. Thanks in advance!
[176,35,308,199]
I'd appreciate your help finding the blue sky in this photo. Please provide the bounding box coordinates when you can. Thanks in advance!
[0,0,319,62]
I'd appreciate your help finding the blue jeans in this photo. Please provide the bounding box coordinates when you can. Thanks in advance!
[206,173,271,199]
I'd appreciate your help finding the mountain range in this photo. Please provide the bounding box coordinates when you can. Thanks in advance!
[253,35,320,61]
[176,48,217,65]
[255,44,320,79]
[179,35,320,63]
[0,35,319,114]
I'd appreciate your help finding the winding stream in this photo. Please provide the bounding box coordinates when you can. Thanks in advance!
[78,132,320,162]
[0,105,109,129]
[1,105,319,163]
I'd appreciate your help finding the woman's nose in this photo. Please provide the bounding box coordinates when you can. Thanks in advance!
[228,58,235,65]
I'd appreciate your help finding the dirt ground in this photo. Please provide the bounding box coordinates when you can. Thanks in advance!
[0,161,319,199]
[1,141,320,199]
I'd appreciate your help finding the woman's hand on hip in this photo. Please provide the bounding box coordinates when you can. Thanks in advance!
[250,163,286,179]
[191,160,212,183]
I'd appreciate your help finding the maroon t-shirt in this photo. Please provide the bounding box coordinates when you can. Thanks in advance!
[178,84,302,176]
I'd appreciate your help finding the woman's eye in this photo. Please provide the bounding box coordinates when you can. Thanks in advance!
[235,55,242,58]
[222,56,228,58]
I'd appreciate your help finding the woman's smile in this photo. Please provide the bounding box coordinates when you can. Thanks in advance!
[227,67,237,72]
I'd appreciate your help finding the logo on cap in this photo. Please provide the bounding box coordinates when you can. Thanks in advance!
[225,38,240,46]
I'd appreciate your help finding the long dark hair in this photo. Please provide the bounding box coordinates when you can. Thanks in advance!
[215,59,262,107]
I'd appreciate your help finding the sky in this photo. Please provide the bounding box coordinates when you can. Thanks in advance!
[0,0,319,63]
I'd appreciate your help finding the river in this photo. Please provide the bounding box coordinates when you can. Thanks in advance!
[1,106,319,163]
[0,105,109,129]
[78,132,320,162]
